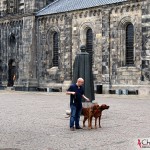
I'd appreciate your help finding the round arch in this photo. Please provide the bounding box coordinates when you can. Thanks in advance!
[118,16,134,30]
[117,16,135,67]
[79,22,94,45]
[46,26,60,68]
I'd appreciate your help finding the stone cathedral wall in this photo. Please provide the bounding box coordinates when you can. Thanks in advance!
[36,0,150,94]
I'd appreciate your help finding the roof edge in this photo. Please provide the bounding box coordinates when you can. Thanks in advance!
[36,0,128,17]
[36,0,60,15]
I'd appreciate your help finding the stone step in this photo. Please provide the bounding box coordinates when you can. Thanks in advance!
[5,87,15,91]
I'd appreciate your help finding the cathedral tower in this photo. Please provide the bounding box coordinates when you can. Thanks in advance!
[0,0,54,89]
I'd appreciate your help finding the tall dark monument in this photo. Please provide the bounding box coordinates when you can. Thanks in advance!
[72,45,95,101]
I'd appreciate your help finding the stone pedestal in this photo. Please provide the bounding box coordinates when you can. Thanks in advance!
[102,84,111,94]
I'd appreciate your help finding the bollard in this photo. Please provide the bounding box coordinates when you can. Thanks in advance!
[122,89,128,95]
[47,87,52,92]
[115,89,122,95]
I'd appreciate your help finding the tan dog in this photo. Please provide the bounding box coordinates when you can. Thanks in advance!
[82,103,100,129]
[94,104,109,128]
[82,104,109,129]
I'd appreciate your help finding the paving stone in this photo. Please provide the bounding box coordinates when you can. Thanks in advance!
[0,91,150,150]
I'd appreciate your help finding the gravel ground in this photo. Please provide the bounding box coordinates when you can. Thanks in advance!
[0,91,149,150]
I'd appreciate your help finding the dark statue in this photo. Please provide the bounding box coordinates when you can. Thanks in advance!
[72,45,95,101]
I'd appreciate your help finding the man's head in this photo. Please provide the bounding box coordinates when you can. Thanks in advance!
[76,78,84,86]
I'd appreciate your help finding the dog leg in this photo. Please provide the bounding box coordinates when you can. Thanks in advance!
[88,117,92,129]
[83,117,87,127]
[99,115,102,128]
[95,117,97,129]
[90,116,93,129]
[88,117,90,129]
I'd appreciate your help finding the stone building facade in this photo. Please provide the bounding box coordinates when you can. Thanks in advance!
[0,0,54,90]
[0,0,150,95]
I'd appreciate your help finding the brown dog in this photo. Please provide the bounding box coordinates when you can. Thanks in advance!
[82,104,109,129]
[94,104,109,128]
[82,103,100,129]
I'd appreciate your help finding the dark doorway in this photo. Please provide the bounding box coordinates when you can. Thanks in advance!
[7,59,16,87]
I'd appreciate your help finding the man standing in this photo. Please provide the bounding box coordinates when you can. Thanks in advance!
[66,78,90,131]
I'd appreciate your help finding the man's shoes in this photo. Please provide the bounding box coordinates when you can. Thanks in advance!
[76,126,82,129]
[70,127,75,131]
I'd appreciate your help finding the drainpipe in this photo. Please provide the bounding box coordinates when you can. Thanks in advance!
[108,9,111,93]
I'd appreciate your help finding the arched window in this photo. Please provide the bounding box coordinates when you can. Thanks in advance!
[9,33,16,48]
[53,32,58,66]
[86,28,93,65]
[126,23,134,65]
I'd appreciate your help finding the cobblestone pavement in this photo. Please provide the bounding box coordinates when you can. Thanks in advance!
[0,91,150,150]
